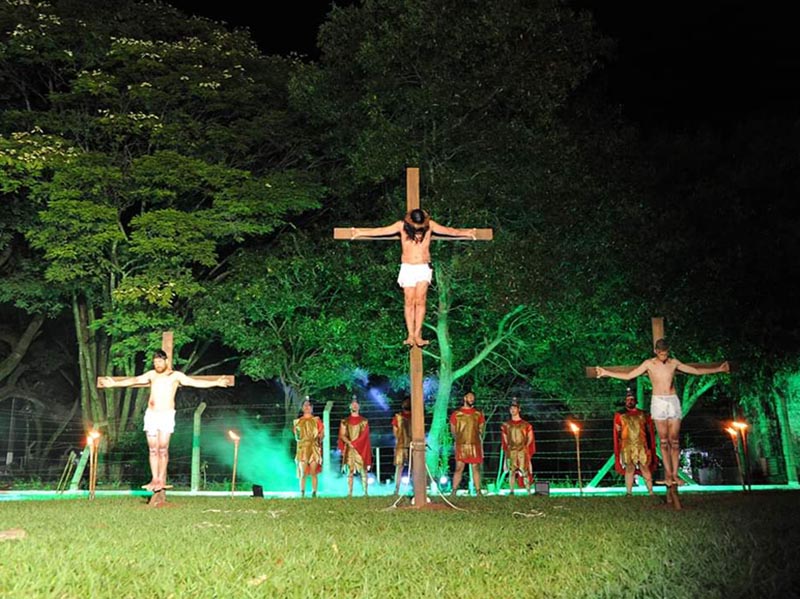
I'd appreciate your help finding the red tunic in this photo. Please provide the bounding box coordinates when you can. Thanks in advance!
[338,415,372,473]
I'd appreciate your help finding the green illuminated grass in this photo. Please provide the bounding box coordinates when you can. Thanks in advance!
[1,492,797,598]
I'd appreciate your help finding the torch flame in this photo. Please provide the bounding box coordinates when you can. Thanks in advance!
[568,422,580,434]
[86,430,101,445]
[228,430,240,441]
[725,426,737,437]
[732,421,748,432]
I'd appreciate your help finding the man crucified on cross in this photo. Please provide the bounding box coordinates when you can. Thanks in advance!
[596,339,729,488]
[99,349,231,491]
[349,209,477,347]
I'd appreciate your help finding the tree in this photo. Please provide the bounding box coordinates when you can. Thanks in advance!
[0,1,323,464]
[196,231,401,442]
[291,0,631,471]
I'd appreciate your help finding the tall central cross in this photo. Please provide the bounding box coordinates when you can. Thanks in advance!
[585,317,727,488]
[334,167,492,505]
[95,331,235,389]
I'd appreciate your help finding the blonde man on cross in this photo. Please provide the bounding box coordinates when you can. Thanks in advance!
[597,339,729,488]
[350,209,477,347]
[99,349,230,491]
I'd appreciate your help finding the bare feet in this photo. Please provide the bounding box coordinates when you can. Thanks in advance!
[403,336,415,346]
[414,336,430,347]
[673,477,685,486]
[142,479,159,491]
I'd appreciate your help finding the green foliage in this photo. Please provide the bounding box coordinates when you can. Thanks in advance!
[196,232,400,418]
[293,0,648,416]
[0,0,324,441]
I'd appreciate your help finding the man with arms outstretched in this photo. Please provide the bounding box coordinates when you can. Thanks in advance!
[350,209,477,346]
[99,349,230,491]
[597,339,729,487]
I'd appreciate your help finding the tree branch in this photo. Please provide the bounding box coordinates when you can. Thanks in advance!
[452,305,527,380]
[0,314,45,383]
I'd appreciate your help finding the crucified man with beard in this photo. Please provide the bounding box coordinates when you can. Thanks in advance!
[99,349,230,491]
[349,208,477,347]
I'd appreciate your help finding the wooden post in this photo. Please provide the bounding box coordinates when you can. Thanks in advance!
[407,168,420,211]
[191,402,207,493]
[68,447,90,491]
[323,400,334,478]
[410,346,427,504]
[162,331,174,368]
[651,317,664,348]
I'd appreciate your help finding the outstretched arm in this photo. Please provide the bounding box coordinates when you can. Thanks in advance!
[676,360,730,376]
[349,221,403,239]
[430,220,477,240]
[175,372,231,388]
[596,361,649,381]
[98,372,152,388]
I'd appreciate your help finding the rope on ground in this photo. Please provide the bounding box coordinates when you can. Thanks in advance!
[381,442,468,511]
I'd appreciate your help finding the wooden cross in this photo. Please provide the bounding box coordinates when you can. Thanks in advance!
[585,316,727,489]
[95,331,235,388]
[334,167,492,505]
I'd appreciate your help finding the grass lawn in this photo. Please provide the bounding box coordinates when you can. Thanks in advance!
[1,491,797,598]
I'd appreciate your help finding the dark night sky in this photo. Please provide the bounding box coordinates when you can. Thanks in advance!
[167,1,800,132]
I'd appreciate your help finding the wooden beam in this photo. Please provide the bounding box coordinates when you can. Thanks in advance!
[585,363,728,379]
[162,331,174,369]
[407,167,420,212]
[585,365,638,378]
[97,375,235,389]
[434,230,494,241]
[651,317,664,347]
[333,228,493,241]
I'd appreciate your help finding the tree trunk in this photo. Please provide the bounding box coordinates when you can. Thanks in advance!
[426,270,528,476]
[428,274,455,474]
[773,388,798,484]
[72,293,122,478]
[281,377,304,448]
[0,314,44,383]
